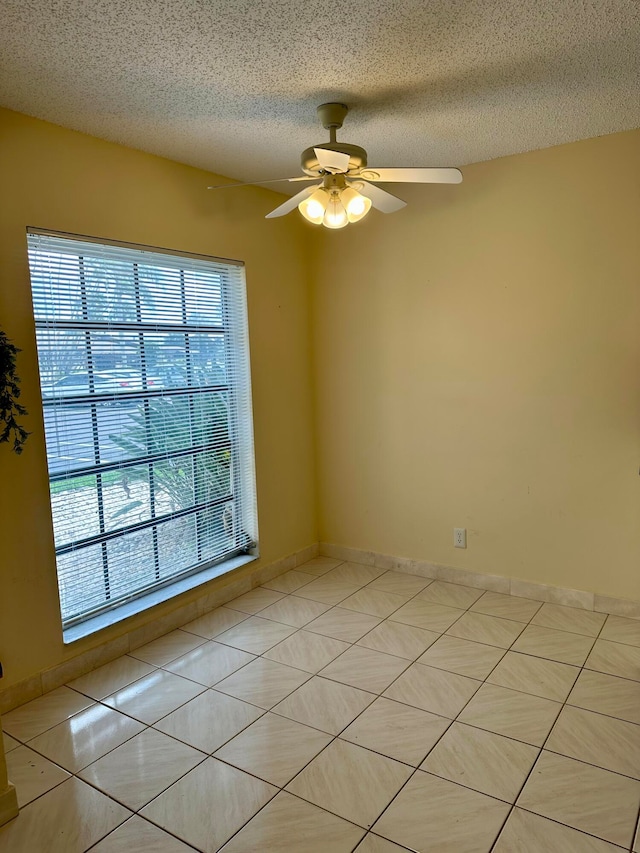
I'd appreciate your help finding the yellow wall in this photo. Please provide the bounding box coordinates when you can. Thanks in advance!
[0,108,317,689]
[312,129,640,601]
[1,107,639,695]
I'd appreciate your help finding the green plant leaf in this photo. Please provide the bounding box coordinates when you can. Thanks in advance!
[0,329,29,454]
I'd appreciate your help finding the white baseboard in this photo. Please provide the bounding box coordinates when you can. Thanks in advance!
[319,542,640,619]
[3,537,637,715]
[0,542,319,715]
[0,783,18,827]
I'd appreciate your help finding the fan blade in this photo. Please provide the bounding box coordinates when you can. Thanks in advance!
[208,176,317,190]
[357,181,407,213]
[360,167,463,184]
[265,185,320,219]
[314,147,350,174]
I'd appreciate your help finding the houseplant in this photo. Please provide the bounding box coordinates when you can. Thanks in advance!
[0,329,29,453]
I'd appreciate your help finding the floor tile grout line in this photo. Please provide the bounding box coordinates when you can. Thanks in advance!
[199,666,448,851]
[0,565,621,715]
[261,569,322,594]
[288,576,639,719]
[290,568,442,619]
[89,660,258,737]
[14,701,237,818]
[4,762,71,812]
[425,590,535,646]
[210,781,367,853]
[13,717,154,780]
[89,739,210,800]
[209,665,315,713]
[235,627,466,838]
[8,649,259,748]
[596,634,640,651]
[5,754,360,853]
[2,700,97,746]
[288,572,535,655]
[8,767,170,850]
[101,784,209,853]
[353,831,414,853]
[363,596,605,849]
[100,684,210,727]
[283,775,410,836]
[487,690,569,849]
[409,611,544,796]
[479,644,582,703]
[564,694,640,727]
[261,599,476,705]
[263,605,477,844]
[209,633,295,658]
[157,644,261,685]
[509,807,631,852]
[538,744,640,783]
[488,608,629,852]
[150,697,271,757]
[266,674,451,742]
[82,812,202,853]
[313,642,415,687]
[510,629,598,668]
[79,700,360,849]
[180,606,252,639]
[4,676,631,841]
[129,588,636,776]
[99,564,400,849]
[139,654,385,853]
[66,663,162,703]
[105,574,627,717]
[240,571,457,680]
[2,572,634,851]
[5,606,631,764]
[76,744,210,816]
[301,611,385,643]
[128,629,210,667]
[255,596,335,628]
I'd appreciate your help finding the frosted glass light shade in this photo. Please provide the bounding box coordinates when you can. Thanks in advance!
[298,188,329,224]
[298,184,370,229]
[340,186,372,223]
[323,196,349,229]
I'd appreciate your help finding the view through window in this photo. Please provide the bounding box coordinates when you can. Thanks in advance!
[27,231,257,629]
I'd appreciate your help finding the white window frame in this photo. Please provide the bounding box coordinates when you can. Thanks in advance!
[27,229,258,640]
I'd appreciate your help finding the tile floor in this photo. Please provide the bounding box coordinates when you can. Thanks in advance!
[1,556,640,852]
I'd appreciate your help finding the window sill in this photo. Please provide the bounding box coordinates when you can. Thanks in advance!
[63,553,257,644]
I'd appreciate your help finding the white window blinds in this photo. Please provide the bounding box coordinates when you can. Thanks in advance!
[27,230,258,628]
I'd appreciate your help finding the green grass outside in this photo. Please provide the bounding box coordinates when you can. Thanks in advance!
[50,470,126,494]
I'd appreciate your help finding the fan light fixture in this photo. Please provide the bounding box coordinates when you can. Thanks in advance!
[298,177,372,229]
[210,103,463,227]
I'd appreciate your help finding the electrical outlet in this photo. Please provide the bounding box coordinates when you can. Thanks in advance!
[454,527,467,548]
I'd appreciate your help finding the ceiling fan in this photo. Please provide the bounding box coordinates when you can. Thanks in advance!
[208,103,463,229]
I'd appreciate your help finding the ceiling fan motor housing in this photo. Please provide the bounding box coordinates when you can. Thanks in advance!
[301,143,368,176]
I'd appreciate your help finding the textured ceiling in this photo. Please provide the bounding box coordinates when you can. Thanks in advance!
[1,0,639,193]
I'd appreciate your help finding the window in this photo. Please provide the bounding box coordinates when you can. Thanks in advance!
[28,230,258,632]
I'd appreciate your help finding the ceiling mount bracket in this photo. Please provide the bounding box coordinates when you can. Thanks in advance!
[317,103,348,131]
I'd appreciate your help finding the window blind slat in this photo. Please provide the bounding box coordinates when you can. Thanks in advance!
[28,231,257,628]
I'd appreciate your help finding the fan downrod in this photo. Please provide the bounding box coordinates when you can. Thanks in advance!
[300,102,367,176]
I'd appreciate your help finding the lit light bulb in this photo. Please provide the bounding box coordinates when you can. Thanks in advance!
[298,188,329,224]
[306,199,325,219]
[340,186,372,223]
[323,195,348,229]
